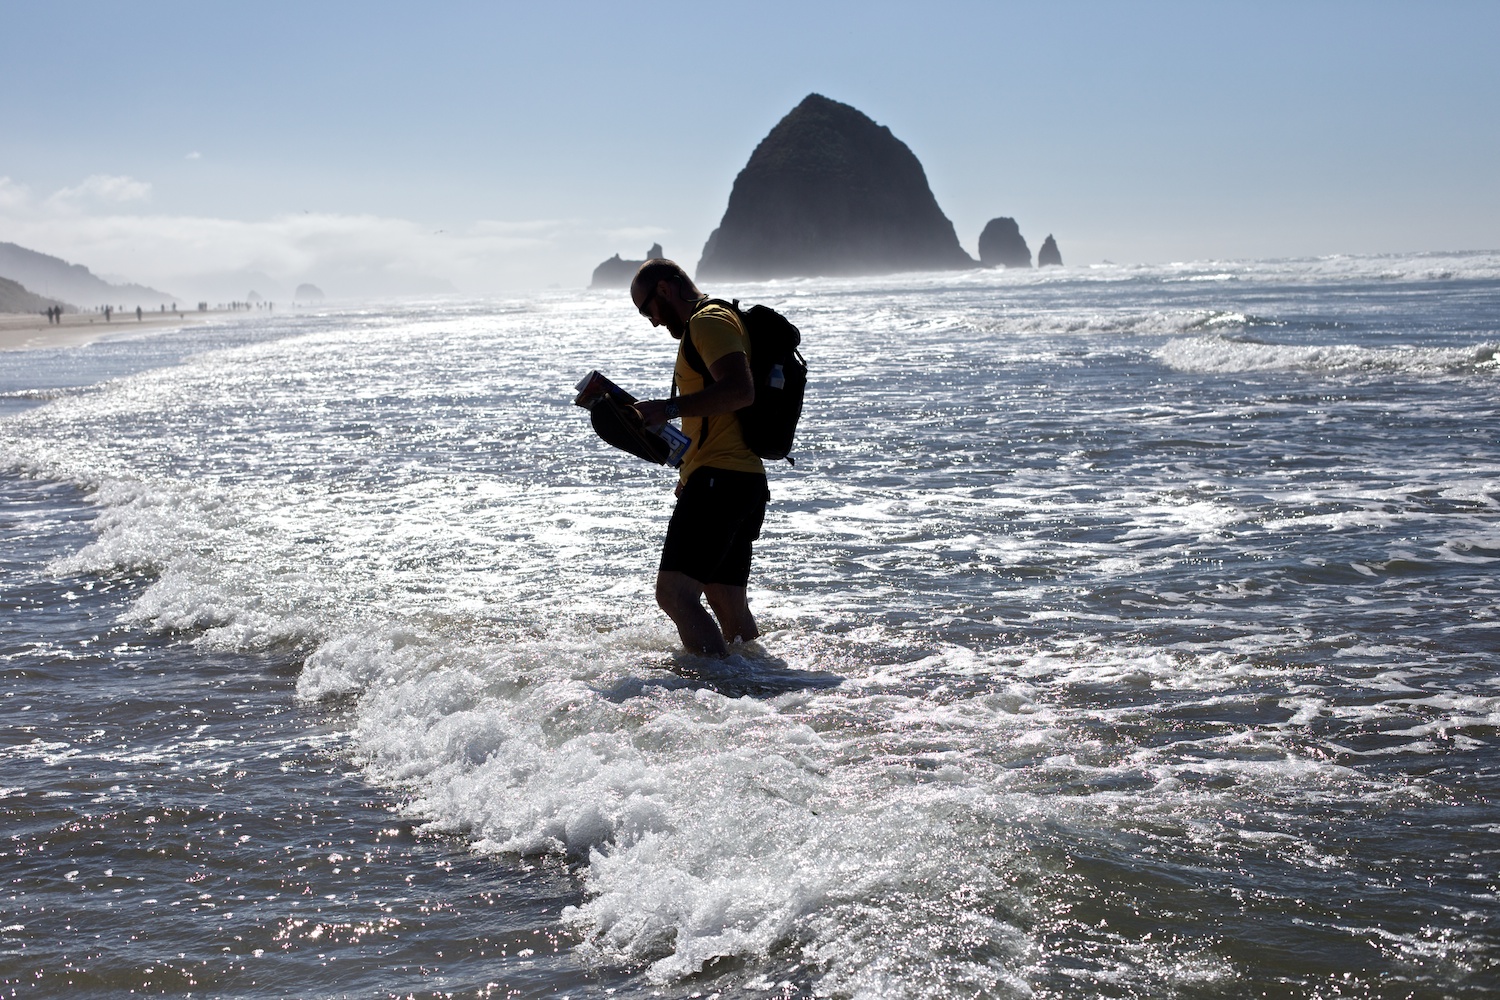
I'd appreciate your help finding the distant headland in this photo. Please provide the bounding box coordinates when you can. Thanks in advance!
[0,274,66,315]
[0,241,176,309]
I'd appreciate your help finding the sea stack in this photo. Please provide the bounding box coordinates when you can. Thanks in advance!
[697,94,976,280]
[590,243,663,289]
[978,218,1032,268]
[1038,235,1063,267]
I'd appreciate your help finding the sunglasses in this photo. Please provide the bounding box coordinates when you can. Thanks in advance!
[637,286,657,318]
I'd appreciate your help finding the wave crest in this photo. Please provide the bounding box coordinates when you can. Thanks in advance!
[1155,334,1498,375]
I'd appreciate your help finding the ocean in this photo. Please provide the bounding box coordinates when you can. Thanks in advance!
[2,252,1498,999]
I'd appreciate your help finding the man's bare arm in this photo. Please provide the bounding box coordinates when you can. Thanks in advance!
[636,352,753,427]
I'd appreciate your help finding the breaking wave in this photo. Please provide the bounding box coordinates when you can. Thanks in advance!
[1156,334,1499,375]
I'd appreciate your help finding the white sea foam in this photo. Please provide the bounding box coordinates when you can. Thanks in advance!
[0,385,90,401]
[1156,333,1499,375]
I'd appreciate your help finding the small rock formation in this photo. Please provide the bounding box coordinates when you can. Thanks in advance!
[697,94,976,279]
[589,243,664,289]
[1038,235,1063,267]
[294,283,325,301]
[978,218,1032,268]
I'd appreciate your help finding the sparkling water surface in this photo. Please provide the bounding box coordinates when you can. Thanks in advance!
[2,253,1498,998]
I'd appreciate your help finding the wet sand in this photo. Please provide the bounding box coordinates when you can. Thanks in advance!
[0,311,217,352]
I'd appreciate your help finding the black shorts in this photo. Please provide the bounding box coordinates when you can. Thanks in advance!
[659,467,770,587]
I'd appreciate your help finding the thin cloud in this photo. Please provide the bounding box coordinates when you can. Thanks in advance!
[469,218,566,239]
[0,203,610,296]
[0,173,652,294]
[0,176,32,211]
[602,226,668,246]
[45,174,153,212]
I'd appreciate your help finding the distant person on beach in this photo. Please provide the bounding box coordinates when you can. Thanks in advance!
[629,258,769,658]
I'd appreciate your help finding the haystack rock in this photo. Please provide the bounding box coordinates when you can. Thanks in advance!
[1038,235,1063,267]
[978,217,1032,268]
[697,94,976,279]
[590,243,663,289]
[294,283,325,301]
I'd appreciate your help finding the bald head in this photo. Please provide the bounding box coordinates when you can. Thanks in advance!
[631,258,701,310]
[630,258,704,339]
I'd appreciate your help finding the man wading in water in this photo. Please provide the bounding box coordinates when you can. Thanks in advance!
[630,259,771,658]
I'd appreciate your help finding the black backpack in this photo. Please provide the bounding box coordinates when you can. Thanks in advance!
[679,298,807,463]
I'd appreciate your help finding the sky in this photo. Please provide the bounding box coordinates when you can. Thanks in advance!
[2,0,1497,299]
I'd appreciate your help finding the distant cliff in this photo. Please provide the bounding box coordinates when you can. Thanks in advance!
[697,94,976,280]
[0,274,66,314]
[590,243,663,289]
[0,241,175,308]
[978,218,1032,268]
[1038,235,1063,267]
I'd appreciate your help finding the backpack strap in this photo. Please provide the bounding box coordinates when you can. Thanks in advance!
[672,296,729,449]
[679,298,740,383]
[673,297,742,392]
[672,298,743,448]
[678,324,709,382]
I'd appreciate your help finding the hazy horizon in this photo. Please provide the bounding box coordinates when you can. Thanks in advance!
[3,0,1496,300]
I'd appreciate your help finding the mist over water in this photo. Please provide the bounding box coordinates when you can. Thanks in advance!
[3,253,1499,998]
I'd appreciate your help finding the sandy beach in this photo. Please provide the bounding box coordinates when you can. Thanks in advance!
[0,310,219,352]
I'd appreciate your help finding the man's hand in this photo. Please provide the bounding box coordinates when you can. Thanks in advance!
[634,399,672,429]
[634,352,753,430]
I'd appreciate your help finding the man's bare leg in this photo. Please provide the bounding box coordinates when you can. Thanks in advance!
[704,583,758,645]
[655,570,730,657]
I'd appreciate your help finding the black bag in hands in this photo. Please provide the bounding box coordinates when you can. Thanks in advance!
[588,394,671,465]
[574,370,689,466]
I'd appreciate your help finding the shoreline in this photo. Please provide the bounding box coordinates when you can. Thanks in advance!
[0,310,225,352]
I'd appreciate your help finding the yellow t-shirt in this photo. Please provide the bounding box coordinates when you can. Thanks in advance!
[676,302,766,480]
